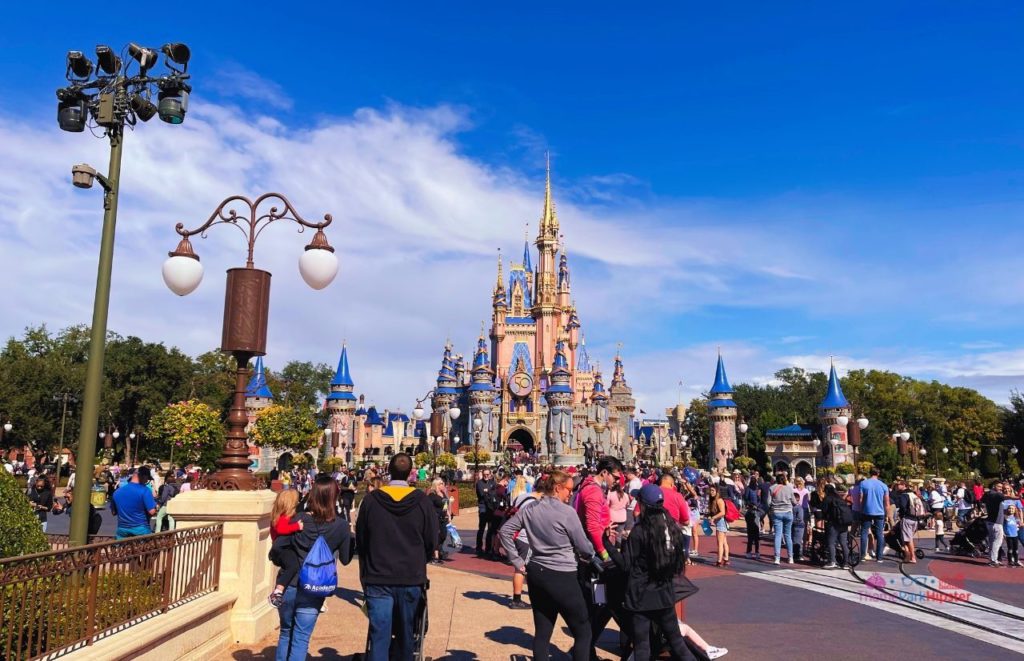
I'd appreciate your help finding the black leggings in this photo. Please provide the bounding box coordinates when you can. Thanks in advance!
[631,607,696,661]
[1007,536,1019,564]
[526,563,591,661]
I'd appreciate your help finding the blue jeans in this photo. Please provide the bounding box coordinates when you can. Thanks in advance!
[860,514,885,561]
[365,584,423,661]
[773,510,793,558]
[276,586,325,661]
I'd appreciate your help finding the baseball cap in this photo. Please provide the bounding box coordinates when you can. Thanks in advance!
[636,483,664,507]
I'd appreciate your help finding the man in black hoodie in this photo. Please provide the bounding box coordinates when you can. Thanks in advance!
[357,453,438,660]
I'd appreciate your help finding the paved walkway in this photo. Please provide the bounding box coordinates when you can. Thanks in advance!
[218,511,1024,660]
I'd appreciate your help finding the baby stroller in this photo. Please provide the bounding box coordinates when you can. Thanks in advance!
[807,527,829,566]
[950,517,989,558]
[808,526,859,567]
[884,520,926,561]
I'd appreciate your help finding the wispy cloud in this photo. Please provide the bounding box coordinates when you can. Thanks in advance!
[2,97,1024,413]
[207,63,294,111]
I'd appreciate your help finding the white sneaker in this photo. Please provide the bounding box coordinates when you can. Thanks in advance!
[773,556,780,565]
[865,551,874,560]
[787,557,794,565]
[823,563,838,569]
[707,646,729,659]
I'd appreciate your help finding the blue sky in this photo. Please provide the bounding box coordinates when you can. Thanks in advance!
[1,2,1023,411]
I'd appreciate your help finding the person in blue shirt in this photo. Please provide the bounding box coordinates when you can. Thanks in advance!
[858,468,892,562]
[111,466,157,539]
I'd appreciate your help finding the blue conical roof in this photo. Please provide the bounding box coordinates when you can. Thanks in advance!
[473,336,489,368]
[709,354,734,395]
[523,239,532,272]
[245,357,273,398]
[820,363,850,409]
[331,345,354,387]
[553,340,569,369]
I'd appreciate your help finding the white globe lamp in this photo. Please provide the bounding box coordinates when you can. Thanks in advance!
[298,246,339,290]
[162,254,204,296]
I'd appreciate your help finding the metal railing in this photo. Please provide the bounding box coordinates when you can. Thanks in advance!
[45,535,115,551]
[0,524,223,661]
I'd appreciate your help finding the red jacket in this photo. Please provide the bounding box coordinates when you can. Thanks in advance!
[575,476,611,555]
[271,514,301,541]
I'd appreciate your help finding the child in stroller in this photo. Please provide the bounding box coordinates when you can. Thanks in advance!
[884,520,926,561]
[950,516,989,558]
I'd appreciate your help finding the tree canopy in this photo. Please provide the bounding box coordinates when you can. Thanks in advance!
[685,366,1018,479]
[0,324,333,463]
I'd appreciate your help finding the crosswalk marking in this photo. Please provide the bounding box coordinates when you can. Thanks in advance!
[740,566,1024,654]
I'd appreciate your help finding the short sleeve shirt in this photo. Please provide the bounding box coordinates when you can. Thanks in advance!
[112,482,157,528]
[859,478,889,516]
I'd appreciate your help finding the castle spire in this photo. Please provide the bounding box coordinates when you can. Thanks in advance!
[245,356,273,399]
[820,360,850,409]
[523,224,533,272]
[327,343,357,404]
[710,353,734,395]
[539,152,558,238]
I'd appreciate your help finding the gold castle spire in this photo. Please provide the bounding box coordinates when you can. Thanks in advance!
[495,248,503,288]
[540,151,558,237]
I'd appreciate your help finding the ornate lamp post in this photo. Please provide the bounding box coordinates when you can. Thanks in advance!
[162,193,338,489]
[738,420,749,457]
[472,412,484,477]
[0,420,11,447]
[65,42,193,547]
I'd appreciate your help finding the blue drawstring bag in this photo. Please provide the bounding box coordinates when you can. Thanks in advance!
[446,523,462,549]
[299,535,337,596]
[701,518,713,536]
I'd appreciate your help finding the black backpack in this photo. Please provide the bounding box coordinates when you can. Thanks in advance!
[833,500,854,527]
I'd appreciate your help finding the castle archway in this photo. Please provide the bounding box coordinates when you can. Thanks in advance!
[507,428,535,454]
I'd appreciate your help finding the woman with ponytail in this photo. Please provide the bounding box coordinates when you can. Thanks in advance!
[616,484,695,660]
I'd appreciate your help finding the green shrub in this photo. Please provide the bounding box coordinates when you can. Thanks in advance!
[0,470,48,559]
[320,456,346,473]
[836,462,856,475]
[463,448,491,465]
[732,456,756,472]
[2,567,164,659]
[414,452,433,468]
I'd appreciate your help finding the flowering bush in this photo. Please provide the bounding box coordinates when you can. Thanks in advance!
[249,405,320,452]
[146,400,225,469]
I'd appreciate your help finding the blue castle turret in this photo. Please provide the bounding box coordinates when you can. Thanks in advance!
[245,356,273,399]
[707,352,737,471]
[819,359,852,468]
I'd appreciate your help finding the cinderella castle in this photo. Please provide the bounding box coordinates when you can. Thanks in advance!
[427,162,638,464]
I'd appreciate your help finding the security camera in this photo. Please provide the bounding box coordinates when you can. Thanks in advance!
[71,163,97,189]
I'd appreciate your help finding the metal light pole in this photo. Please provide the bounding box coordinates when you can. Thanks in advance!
[0,421,11,448]
[738,419,749,457]
[66,42,193,546]
[162,194,338,489]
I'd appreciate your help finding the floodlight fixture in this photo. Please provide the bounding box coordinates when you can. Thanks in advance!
[56,88,88,132]
[161,43,191,70]
[95,45,122,75]
[130,93,157,121]
[128,43,158,72]
[66,51,93,80]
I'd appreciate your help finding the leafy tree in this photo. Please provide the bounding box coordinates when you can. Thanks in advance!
[190,350,237,414]
[146,400,225,470]
[265,361,333,410]
[682,397,709,467]
[250,404,321,452]
[414,452,433,468]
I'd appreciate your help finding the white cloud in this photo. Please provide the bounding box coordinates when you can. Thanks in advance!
[2,97,1024,415]
[206,63,294,111]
